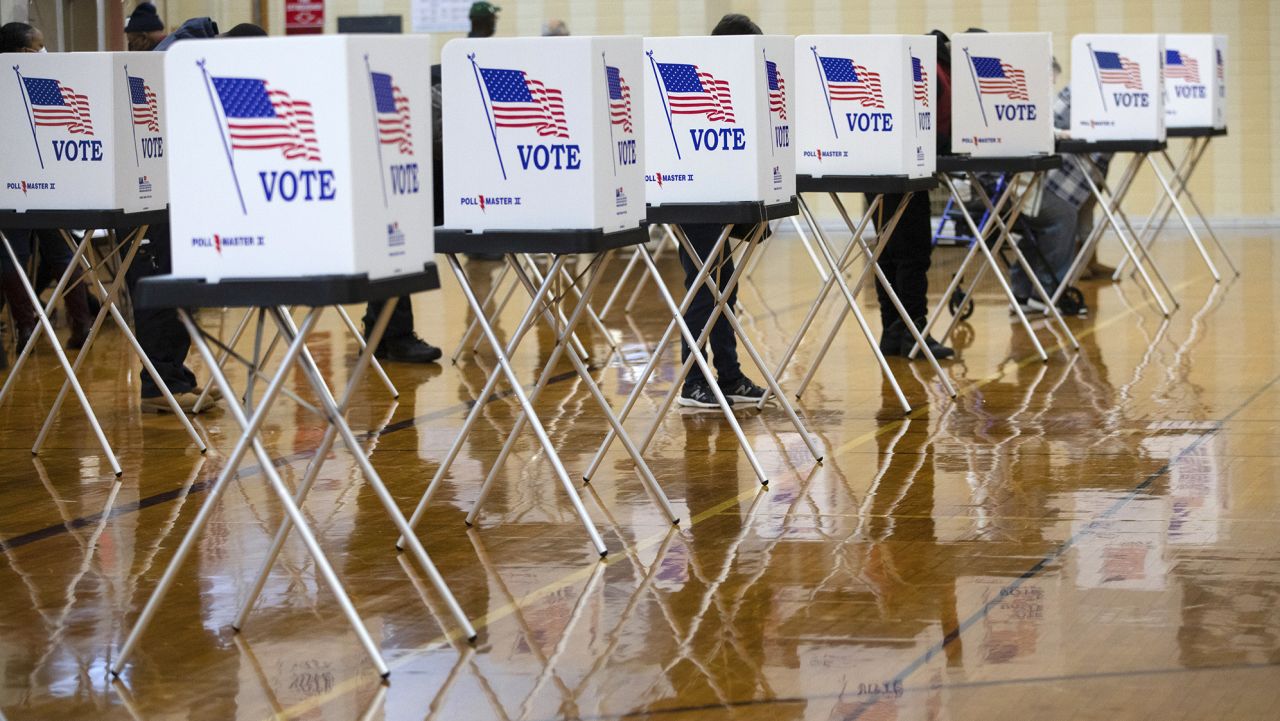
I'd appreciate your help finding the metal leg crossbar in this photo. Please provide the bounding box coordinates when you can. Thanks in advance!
[0,225,204,475]
[1055,153,1178,316]
[765,191,956,415]
[111,302,474,680]
[919,171,1077,362]
[582,222,823,489]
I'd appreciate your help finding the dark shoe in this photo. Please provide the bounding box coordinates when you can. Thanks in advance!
[375,335,442,364]
[719,376,767,404]
[141,392,215,415]
[1083,261,1117,281]
[901,318,955,360]
[879,319,907,357]
[678,382,729,409]
[64,282,94,350]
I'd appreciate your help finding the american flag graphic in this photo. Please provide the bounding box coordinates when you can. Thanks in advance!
[1164,50,1200,83]
[765,59,786,120]
[606,65,632,133]
[818,56,884,108]
[370,71,413,154]
[912,56,929,107]
[211,77,321,161]
[22,77,94,135]
[970,56,1029,100]
[1093,51,1143,91]
[656,62,735,123]
[480,67,569,138]
[128,75,159,133]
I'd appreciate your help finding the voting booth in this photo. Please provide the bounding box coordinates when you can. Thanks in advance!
[164,35,434,283]
[950,33,1054,157]
[1070,34,1166,141]
[643,35,795,207]
[1,51,167,212]
[1163,34,1227,130]
[794,35,935,178]
[441,36,645,233]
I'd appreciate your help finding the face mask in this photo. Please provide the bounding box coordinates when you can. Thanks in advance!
[38,47,47,53]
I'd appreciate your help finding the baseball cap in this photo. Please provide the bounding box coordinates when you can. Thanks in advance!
[469,2,500,18]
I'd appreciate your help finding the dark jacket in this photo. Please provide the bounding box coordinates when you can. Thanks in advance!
[154,17,218,51]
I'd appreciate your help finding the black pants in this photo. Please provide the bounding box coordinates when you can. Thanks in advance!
[363,296,415,345]
[678,223,741,388]
[867,192,934,329]
[124,223,196,398]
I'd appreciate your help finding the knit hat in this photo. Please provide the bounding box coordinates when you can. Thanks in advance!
[125,3,164,33]
[469,2,500,19]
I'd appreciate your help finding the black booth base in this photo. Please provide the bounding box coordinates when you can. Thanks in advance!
[798,175,938,194]
[645,198,798,225]
[1167,126,1227,138]
[435,226,648,255]
[134,263,441,309]
[0,207,169,230]
[936,154,1062,173]
[1056,139,1167,154]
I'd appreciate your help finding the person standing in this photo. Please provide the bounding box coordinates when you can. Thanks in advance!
[125,3,168,51]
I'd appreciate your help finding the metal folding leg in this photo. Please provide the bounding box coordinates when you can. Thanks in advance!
[436,253,610,556]
[30,229,206,455]
[583,226,765,484]
[451,258,514,362]
[1151,138,1238,277]
[1055,153,1177,316]
[919,172,1061,362]
[112,308,396,677]
[621,225,678,315]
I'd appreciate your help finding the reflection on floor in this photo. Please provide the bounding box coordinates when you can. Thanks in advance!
[1,228,1278,720]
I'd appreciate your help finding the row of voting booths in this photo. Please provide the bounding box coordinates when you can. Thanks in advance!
[0,30,1231,679]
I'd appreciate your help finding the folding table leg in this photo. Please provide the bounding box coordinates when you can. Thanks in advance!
[112,308,394,678]
[1160,145,1239,277]
[270,307,476,640]
[451,258,513,362]
[521,254,590,361]
[664,227,823,460]
[191,308,254,413]
[469,252,680,525]
[623,225,677,315]
[826,193,958,398]
[1060,154,1175,316]
[1146,154,1220,281]
[399,255,563,547]
[554,257,616,350]
[0,232,121,476]
[582,226,739,482]
[929,173,1050,361]
[33,228,205,453]
[599,245,643,318]
[444,253,610,556]
[964,174,1080,350]
[334,304,398,399]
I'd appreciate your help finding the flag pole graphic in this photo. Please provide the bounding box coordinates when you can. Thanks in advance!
[647,50,681,160]
[1087,43,1109,111]
[364,54,389,207]
[468,53,507,180]
[908,48,919,139]
[198,59,247,215]
[811,47,839,139]
[603,52,616,176]
[962,47,989,128]
[124,64,140,167]
[13,66,45,169]
[763,48,775,156]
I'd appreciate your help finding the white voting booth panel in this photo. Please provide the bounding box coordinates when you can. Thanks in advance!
[950,33,1054,157]
[795,35,936,178]
[1163,34,1227,129]
[643,35,795,206]
[1,52,167,213]
[442,36,645,233]
[1071,34,1166,142]
[165,35,433,282]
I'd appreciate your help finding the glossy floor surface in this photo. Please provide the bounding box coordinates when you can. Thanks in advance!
[1,227,1278,721]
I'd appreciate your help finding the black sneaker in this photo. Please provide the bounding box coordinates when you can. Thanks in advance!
[901,318,955,360]
[678,382,729,409]
[719,376,767,404]
[375,335,443,364]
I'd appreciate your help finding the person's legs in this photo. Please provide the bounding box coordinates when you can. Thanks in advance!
[126,223,199,406]
[364,296,441,363]
[1012,190,1077,300]
[0,229,38,354]
[678,223,722,392]
[869,193,952,359]
[34,230,93,349]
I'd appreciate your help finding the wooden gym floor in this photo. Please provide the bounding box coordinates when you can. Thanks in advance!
[0,227,1278,720]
